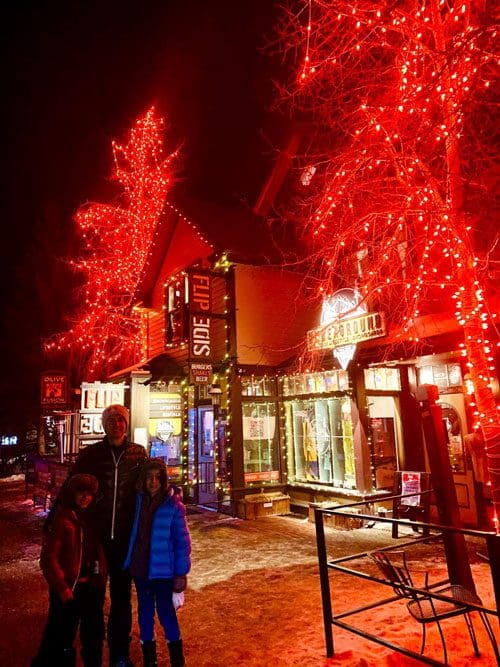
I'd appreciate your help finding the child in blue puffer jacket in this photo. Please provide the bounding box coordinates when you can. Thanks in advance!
[123,458,191,667]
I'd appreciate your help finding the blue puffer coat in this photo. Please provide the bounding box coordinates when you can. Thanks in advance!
[123,493,191,580]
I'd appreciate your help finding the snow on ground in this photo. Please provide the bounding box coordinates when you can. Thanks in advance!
[0,475,498,666]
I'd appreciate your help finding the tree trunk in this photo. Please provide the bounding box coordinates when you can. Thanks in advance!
[430,0,500,532]
[460,275,500,532]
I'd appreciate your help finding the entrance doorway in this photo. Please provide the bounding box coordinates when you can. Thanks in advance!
[367,395,402,491]
[197,406,218,506]
[437,394,478,526]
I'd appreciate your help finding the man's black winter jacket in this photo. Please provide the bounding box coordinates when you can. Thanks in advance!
[60,437,147,546]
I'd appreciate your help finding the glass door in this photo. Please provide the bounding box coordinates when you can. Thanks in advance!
[197,406,217,505]
[367,395,401,490]
[437,394,478,525]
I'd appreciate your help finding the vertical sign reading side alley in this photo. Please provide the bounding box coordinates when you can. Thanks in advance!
[189,271,212,360]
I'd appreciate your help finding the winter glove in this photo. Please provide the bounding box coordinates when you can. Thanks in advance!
[172,575,187,592]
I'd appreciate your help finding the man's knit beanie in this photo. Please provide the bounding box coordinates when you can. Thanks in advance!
[102,404,130,428]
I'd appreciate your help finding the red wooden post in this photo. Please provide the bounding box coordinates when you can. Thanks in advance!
[416,384,476,593]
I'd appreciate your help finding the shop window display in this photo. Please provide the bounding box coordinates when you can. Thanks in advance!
[417,363,463,390]
[364,367,401,391]
[199,407,214,457]
[148,389,182,480]
[281,370,348,396]
[417,364,466,472]
[370,416,398,489]
[40,415,62,454]
[241,376,274,397]
[285,397,355,488]
[242,401,280,484]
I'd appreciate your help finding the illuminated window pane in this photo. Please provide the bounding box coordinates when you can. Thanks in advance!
[417,363,462,391]
[242,402,279,484]
[282,370,349,396]
[364,367,401,391]
[285,397,355,489]
[241,376,274,397]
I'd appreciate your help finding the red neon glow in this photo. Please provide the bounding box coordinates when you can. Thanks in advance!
[279,1,499,527]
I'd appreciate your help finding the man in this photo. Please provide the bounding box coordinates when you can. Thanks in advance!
[52,404,147,667]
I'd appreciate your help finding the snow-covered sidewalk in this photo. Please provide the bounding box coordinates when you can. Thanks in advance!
[0,475,498,666]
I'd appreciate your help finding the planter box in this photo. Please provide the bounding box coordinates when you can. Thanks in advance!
[237,492,290,520]
[309,502,365,530]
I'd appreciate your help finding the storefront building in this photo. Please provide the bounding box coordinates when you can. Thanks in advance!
[66,198,495,528]
[278,288,494,527]
[87,198,315,516]
[74,293,490,527]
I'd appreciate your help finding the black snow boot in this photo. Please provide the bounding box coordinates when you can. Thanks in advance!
[167,639,185,667]
[141,640,158,667]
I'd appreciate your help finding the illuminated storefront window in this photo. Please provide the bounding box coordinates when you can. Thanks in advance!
[241,376,274,396]
[417,362,466,473]
[364,367,401,391]
[281,370,348,396]
[284,396,355,489]
[417,363,462,390]
[242,401,280,484]
[148,384,182,481]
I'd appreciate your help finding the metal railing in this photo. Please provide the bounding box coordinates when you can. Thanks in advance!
[315,496,500,666]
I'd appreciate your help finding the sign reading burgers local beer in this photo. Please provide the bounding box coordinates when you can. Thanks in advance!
[189,362,212,384]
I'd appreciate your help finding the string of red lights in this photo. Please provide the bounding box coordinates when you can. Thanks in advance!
[279,0,499,528]
[45,108,178,380]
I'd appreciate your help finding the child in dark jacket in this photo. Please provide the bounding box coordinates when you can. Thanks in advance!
[123,458,191,667]
[32,473,108,667]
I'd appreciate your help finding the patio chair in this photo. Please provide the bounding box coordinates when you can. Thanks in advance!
[370,550,499,665]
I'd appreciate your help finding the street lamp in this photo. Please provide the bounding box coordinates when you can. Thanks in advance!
[208,382,222,453]
[208,383,222,417]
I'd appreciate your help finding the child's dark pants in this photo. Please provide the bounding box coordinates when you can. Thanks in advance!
[32,583,105,667]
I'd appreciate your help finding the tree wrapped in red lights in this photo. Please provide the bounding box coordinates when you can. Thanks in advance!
[277,1,499,526]
[45,108,178,380]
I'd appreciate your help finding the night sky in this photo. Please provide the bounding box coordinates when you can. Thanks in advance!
[1,0,287,431]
